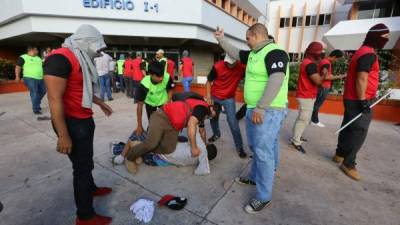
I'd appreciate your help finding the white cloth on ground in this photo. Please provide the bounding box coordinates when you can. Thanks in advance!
[159,134,210,175]
[112,155,124,165]
[129,198,154,223]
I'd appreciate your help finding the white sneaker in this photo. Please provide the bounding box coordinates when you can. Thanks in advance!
[311,122,325,127]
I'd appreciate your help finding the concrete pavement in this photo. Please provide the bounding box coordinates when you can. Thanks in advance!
[0,92,399,225]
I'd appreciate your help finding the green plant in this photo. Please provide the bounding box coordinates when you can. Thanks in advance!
[331,58,349,94]
[288,62,299,91]
[0,58,15,80]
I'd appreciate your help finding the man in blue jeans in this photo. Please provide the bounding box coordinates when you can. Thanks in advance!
[205,54,247,158]
[215,24,289,213]
[179,50,194,92]
[15,46,46,115]
[95,52,113,101]
[311,50,345,127]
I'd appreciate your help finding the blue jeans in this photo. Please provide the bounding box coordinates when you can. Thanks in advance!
[210,97,243,150]
[182,77,192,92]
[23,77,46,113]
[118,74,125,92]
[99,74,112,100]
[246,108,287,202]
[311,87,330,123]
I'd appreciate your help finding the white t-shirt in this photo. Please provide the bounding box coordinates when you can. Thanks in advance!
[94,53,112,76]
[159,134,210,175]
[109,60,116,72]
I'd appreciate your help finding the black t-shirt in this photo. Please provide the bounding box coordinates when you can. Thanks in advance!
[192,105,208,128]
[207,66,217,81]
[135,79,174,102]
[239,47,288,77]
[305,63,318,77]
[16,57,25,67]
[43,54,72,78]
[356,53,375,73]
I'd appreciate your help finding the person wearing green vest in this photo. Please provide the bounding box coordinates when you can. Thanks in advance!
[133,60,174,136]
[215,23,289,213]
[15,46,46,115]
[156,49,168,74]
[116,54,126,92]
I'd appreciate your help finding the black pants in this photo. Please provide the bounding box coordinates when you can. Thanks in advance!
[110,72,118,93]
[336,100,373,168]
[145,104,160,120]
[132,80,140,100]
[124,77,131,98]
[311,87,330,123]
[66,117,97,220]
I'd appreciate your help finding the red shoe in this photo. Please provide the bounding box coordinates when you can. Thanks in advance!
[93,187,112,197]
[76,214,112,225]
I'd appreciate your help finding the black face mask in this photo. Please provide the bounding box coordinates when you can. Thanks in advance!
[363,23,389,49]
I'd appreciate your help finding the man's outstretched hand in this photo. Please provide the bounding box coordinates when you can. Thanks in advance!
[214,26,224,42]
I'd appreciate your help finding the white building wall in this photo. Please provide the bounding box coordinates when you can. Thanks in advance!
[267,0,339,54]
[0,0,262,49]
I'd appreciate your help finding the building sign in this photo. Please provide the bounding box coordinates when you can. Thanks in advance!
[82,0,159,12]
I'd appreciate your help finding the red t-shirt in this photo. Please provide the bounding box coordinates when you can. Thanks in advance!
[209,60,245,100]
[132,58,144,81]
[344,46,379,100]
[318,58,332,89]
[46,48,93,119]
[123,59,134,78]
[163,98,209,131]
[296,58,318,99]
[181,57,193,77]
[167,59,175,79]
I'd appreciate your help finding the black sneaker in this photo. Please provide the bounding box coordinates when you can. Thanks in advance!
[290,143,306,154]
[300,137,308,142]
[33,111,42,115]
[238,149,247,158]
[235,177,256,186]
[108,97,114,101]
[244,199,271,214]
[208,135,220,142]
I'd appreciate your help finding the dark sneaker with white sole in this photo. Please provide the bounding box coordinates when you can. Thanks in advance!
[244,199,271,214]
[208,135,220,142]
[290,143,306,154]
[235,177,256,186]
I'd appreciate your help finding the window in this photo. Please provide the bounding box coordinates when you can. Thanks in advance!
[358,0,397,19]
[305,16,311,26]
[297,16,303,26]
[280,18,285,28]
[318,14,325,25]
[285,17,290,27]
[375,1,393,18]
[310,15,317,25]
[394,2,400,17]
[324,14,331,25]
[292,16,297,27]
[293,53,299,62]
[288,53,294,62]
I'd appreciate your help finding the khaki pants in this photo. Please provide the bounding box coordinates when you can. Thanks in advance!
[126,110,178,161]
[291,98,316,146]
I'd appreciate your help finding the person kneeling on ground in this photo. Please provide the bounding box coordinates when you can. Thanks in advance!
[120,93,217,172]
[119,132,217,175]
